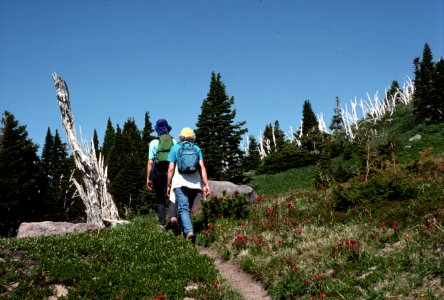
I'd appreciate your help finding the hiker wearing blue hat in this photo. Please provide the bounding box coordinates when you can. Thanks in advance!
[147,119,178,229]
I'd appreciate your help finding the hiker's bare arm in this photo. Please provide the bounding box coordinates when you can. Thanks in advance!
[146,159,154,190]
[199,160,211,198]
[166,162,175,197]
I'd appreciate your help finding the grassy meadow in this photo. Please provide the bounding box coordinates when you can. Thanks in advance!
[1,111,444,299]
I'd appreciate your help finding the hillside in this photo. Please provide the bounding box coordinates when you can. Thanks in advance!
[1,103,443,299]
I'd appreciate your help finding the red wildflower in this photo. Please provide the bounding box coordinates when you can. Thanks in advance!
[153,295,164,300]
[320,292,327,298]
[392,220,398,230]
[89,289,94,295]
[293,267,299,271]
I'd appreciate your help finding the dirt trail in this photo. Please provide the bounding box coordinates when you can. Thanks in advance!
[197,246,271,300]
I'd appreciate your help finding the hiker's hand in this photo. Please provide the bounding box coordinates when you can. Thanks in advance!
[203,185,211,198]
[166,186,171,197]
[147,179,153,191]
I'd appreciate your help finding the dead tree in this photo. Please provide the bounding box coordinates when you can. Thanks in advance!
[52,73,125,227]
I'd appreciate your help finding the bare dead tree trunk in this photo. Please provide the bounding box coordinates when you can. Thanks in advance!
[52,73,124,227]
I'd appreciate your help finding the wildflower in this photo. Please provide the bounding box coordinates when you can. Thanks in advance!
[392,220,398,230]
[320,292,327,298]
[218,213,222,217]
[287,202,293,208]
[296,230,302,235]
[153,295,165,300]
[213,279,219,288]
[90,289,94,295]
[255,195,264,202]
[293,267,299,271]
[116,295,121,300]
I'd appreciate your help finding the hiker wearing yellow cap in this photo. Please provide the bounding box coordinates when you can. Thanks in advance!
[166,127,211,241]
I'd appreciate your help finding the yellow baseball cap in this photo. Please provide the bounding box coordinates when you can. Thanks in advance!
[180,127,195,138]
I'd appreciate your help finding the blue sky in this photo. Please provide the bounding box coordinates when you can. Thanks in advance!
[1,0,443,153]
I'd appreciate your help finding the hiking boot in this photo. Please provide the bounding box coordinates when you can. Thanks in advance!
[185,231,195,242]
[170,217,178,227]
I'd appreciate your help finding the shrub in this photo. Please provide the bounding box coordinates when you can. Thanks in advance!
[201,193,251,225]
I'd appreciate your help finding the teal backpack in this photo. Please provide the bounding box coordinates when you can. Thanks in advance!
[177,141,199,174]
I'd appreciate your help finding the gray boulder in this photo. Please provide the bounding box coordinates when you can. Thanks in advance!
[191,180,258,214]
[17,221,98,238]
[409,134,422,142]
[208,180,258,203]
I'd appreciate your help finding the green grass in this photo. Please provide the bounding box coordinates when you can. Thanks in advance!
[2,105,444,299]
[250,165,316,197]
[0,214,241,299]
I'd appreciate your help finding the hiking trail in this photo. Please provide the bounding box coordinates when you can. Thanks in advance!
[197,246,271,300]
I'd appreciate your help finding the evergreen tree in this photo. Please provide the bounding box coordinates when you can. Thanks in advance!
[195,72,248,180]
[262,121,286,152]
[0,111,42,236]
[108,120,146,215]
[92,129,99,159]
[142,111,156,149]
[434,58,444,120]
[413,43,438,122]
[242,135,261,172]
[329,97,344,132]
[102,118,115,163]
[274,120,286,150]
[386,80,401,105]
[51,130,73,220]
[41,128,54,178]
[301,100,319,135]
[300,100,323,153]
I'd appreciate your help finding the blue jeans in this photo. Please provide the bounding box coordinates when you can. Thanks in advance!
[174,187,199,236]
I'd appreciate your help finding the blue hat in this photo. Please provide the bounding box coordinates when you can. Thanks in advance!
[155,119,172,135]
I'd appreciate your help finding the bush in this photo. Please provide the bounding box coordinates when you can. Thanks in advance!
[332,166,419,211]
[201,193,251,225]
[258,144,315,174]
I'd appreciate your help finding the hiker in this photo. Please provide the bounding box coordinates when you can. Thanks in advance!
[147,118,177,229]
[166,127,211,240]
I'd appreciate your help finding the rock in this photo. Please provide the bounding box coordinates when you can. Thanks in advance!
[191,180,258,214]
[17,221,98,238]
[409,134,422,142]
[209,180,258,203]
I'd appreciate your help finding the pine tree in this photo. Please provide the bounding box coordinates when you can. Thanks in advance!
[262,121,285,152]
[413,43,437,122]
[301,100,319,135]
[142,111,156,149]
[195,72,248,180]
[274,120,286,150]
[102,118,115,163]
[51,130,73,220]
[242,135,261,172]
[434,58,444,121]
[0,111,42,236]
[329,97,344,132]
[300,100,323,153]
[108,119,146,215]
[41,128,54,178]
[92,129,99,159]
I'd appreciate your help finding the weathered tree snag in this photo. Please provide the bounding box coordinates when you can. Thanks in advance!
[52,73,124,227]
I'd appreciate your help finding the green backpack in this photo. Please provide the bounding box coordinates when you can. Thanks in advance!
[155,134,174,164]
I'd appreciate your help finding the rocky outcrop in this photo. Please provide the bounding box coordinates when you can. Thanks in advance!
[191,180,258,214]
[17,221,98,238]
